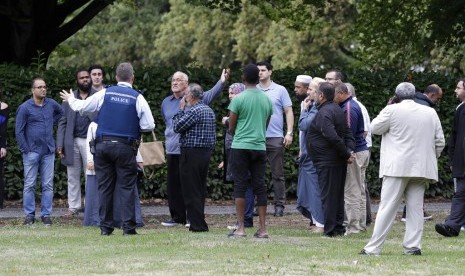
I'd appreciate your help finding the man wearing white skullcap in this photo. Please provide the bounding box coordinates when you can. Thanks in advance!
[294,75,313,152]
[295,75,312,103]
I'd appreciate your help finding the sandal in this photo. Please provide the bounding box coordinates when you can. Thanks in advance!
[227,230,247,238]
[253,231,269,239]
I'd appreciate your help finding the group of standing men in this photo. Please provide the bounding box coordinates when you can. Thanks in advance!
[14,60,465,249]
[17,62,155,236]
[294,70,370,237]
[160,61,294,235]
[293,69,455,256]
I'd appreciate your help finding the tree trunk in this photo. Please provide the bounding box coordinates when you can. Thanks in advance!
[0,0,114,66]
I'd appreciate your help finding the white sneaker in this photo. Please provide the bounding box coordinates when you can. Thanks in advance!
[461,226,465,231]
[185,221,190,228]
[161,219,179,227]
[227,223,239,230]
[423,212,433,220]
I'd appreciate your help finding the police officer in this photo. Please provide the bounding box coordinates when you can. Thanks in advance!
[60,62,155,235]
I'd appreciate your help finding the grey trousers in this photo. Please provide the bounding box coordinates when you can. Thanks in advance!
[66,137,87,210]
[364,176,426,255]
[266,137,285,207]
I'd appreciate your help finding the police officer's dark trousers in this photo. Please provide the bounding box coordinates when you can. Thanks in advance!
[95,141,138,233]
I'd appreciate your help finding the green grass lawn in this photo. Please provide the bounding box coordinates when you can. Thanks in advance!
[0,211,463,275]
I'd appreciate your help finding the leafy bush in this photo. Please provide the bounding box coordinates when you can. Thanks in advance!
[0,64,457,200]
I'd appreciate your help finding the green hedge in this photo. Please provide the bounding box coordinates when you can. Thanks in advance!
[0,64,458,200]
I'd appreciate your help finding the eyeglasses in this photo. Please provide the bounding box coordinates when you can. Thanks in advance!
[171,78,186,83]
[33,86,47,90]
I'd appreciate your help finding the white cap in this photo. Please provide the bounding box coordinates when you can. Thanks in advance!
[296,75,312,84]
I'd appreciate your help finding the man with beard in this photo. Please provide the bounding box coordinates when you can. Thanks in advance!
[57,69,95,217]
[307,82,355,237]
[294,75,312,156]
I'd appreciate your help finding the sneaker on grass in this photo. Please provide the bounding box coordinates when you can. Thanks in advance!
[41,216,52,226]
[23,216,35,225]
[161,219,179,227]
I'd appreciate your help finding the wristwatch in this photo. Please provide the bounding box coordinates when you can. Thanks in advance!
[286,131,293,135]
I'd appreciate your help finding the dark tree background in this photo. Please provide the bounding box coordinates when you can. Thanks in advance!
[0,0,114,65]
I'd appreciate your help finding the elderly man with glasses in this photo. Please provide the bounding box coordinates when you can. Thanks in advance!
[161,69,229,228]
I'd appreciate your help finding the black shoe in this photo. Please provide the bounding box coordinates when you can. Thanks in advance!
[101,230,113,236]
[274,206,284,217]
[324,231,345,238]
[41,216,52,226]
[123,229,138,235]
[23,216,35,225]
[435,223,459,237]
[100,227,114,236]
[405,249,422,256]
[359,249,379,256]
[359,249,368,255]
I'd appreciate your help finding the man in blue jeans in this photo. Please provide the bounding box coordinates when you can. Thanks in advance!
[15,77,64,226]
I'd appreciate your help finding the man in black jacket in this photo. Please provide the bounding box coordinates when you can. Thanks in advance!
[414,84,443,108]
[306,82,355,237]
[436,79,465,237]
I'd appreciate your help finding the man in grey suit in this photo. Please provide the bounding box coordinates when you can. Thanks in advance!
[57,69,95,217]
[360,82,445,256]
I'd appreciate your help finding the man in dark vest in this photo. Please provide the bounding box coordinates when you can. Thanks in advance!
[60,62,155,236]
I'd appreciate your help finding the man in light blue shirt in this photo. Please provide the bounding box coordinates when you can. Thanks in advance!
[256,61,294,217]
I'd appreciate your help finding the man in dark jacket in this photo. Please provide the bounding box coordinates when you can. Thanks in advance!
[57,69,95,217]
[306,82,355,237]
[436,79,465,237]
[414,84,443,108]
